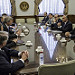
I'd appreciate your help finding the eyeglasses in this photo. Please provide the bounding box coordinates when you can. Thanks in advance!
[54,17,58,18]
[62,18,65,19]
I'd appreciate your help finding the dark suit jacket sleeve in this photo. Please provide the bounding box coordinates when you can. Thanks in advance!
[0,56,24,73]
[9,34,17,40]
[70,28,75,34]
[5,41,16,49]
[42,16,49,23]
[2,47,19,57]
[60,23,72,33]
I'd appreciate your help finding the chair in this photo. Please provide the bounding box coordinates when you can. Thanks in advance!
[72,24,75,29]
[38,60,75,75]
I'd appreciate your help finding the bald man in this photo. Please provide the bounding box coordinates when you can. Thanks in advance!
[57,15,72,33]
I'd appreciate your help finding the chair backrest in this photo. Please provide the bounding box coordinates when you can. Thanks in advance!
[72,24,75,29]
[66,40,75,59]
[38,60,75,75]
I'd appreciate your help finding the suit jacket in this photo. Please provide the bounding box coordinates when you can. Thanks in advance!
[0,47,24,75]
[3,23,14,34]
[56,21,72,33]
[46,17,54,24]
[2,23,17,39]
[70,28,75,38]
[41,16,49,25]
[51,18,62,30]
[61,21,72,33]
[5,40,16,48]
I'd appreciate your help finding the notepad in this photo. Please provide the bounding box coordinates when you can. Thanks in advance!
[16,40,25,46]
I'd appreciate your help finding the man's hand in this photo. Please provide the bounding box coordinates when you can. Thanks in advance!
[45,23,47,26]
[21,50,29,61]
[16,30,21,36]
[57,22,61,27]
[12,38,17,43]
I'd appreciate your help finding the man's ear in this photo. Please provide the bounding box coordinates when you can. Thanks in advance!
[2,43,4,47]
[2,41,6,47]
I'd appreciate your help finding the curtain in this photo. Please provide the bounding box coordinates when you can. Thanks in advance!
[10,0,16,16]
[0,0,11,16]
[34,0,42,15]
[62,0,69,15]
[39,0,65,15]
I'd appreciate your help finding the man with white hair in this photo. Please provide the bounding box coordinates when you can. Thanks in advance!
[0,31,29,75]
[2,16,20,48]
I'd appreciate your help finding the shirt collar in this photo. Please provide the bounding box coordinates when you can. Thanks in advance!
[0,48,4,52]
[5,24,9,29]
[0,48,1,50]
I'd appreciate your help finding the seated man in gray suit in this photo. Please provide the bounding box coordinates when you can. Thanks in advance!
[0,31,29,75]
[45,13,54,26]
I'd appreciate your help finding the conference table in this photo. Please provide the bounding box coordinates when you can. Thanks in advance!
[13,24,75,75]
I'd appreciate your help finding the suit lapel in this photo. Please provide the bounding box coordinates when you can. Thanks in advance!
[0,50,9,61]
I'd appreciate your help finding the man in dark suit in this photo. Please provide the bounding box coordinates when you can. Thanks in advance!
[57,15,72,33]
[0,13,7,23]
[65,28,75,38]
[2,16,20,48]
[51,14,62,30]
[0,31,29,75]
[41,12,49,25]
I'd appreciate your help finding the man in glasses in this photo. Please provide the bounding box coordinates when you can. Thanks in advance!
[0,31,29,75]
[51,14,62,30]
[56,15,72,33]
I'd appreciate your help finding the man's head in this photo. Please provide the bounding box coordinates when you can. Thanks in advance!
[4,16,13,26]
[2,13,7,17]
[62,15,68,22]
[44,12,47,17]
[54,14,59,21]
[0,31,8,48]
[49,13,53,19]
[1,16,6,23]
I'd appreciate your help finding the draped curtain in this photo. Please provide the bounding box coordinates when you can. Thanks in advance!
[62,0,69,15]
[34,0,42,15]
[39,0,65,15]
[10,0,16,16]
[0,0,11,16]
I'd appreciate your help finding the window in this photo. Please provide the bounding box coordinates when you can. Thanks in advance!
[39,0,65,15]
[0,0,11,16]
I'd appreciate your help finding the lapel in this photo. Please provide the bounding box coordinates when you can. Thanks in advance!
[4,24,9,31]
[0,50,9,62]
[64,21,69,27]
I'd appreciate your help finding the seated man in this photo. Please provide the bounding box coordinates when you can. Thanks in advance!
[41,12,49,25]
[0,23,3,31]
[0,31,29,75]
[65,28,75,38]
[3,16,20,48]
[56,15,72,33]
[0,13,7,23]
[45,13,54,26]
[51,14,62,30]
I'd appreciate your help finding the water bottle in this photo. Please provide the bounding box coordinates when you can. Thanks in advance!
[39,51,44,65]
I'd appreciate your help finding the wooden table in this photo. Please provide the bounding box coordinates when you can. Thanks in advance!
[14,25,75,75]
